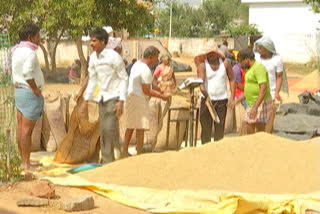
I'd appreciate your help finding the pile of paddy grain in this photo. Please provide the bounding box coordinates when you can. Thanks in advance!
[290,70,319,93]
[79,133,319,194]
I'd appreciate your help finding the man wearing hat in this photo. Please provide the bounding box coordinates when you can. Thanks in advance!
[195,41,235,144]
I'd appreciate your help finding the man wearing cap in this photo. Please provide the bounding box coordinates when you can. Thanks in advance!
[195,42,235,144]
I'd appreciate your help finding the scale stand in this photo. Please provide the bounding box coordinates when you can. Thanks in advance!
[178,78,203,147]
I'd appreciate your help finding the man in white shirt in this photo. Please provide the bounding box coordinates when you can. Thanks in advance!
[82,28,128,164]
[254,36,284,133]
[122,46,170,157]
[11,23,44,170]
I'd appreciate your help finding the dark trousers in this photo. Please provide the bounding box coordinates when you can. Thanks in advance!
[99,98,119,164]
[200,98,228,144]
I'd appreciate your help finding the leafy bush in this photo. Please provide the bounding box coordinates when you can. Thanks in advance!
[0,132,22,182]
[226,23,261,37]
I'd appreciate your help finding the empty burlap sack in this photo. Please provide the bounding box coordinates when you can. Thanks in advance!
[224,107,235,134]
[54,100,100,164]
[146,98,165,145]
[31,115,43,152]
[119,97,161,145]
[235,103,246,133]
[41,95,66,152]
[88,102,99,122]
[60,94,70,131]
[152,94,190,151]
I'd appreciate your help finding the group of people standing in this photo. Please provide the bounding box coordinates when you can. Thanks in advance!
[79,28,171,163]
[197,37,284,144]
[8,22,284,170]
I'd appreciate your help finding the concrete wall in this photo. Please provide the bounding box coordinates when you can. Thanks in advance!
[246,1,320,63]
[36,37,236,67]
[165,37,235,57]
[36,40,90,67]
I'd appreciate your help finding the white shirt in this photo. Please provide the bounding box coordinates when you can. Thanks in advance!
[255,53,284,98]
[12,47,44,89]
[204,59,228,100]
[127,60,152,98]
[84,48,128,102]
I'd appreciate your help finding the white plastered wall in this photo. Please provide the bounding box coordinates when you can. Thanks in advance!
[247,1,320,63]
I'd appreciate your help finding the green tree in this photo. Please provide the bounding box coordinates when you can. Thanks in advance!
[155,1,200,37]
[0,0,156,80]
[200,0,242,36]
[155,0,245,38]
[226,23,261,37]
[304,0,320,13]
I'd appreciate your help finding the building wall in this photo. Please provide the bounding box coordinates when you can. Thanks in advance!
[36,37,236,67]
[246,1,320,62]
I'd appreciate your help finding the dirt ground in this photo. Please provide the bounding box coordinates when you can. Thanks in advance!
[0,57,316,214]
[0,181,150,214]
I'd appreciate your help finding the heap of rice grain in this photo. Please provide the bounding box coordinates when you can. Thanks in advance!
[79,133,320,194]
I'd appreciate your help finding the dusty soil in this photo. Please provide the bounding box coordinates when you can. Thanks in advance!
[0,181,150,214]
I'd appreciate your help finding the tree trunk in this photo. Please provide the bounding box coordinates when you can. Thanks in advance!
[75,37,88,83]
[49,29,65,73]
[39,43,50,79]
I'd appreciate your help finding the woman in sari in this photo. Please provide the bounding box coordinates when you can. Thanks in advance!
[152,54,176,95]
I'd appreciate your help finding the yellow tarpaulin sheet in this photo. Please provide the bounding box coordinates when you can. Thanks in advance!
[41,174,320,214]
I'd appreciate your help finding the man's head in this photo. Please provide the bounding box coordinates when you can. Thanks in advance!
[238,48,255,69]
[143,46,160,66]
[19,23,41,45]
[256,45,272,58]
[207,52,220,66]
[223,40,228,46]
[89,28,108,54]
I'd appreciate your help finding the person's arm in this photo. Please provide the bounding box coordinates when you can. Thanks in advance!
[275,72,283,102]
[151,72,161,92]
[26,79,41,97]
[197,62,208,98]
[75,76,89,102]
[114,54,128,118]
[23,52,41,96]
[82,56,97,101]
[275,56,284,102]
[142,84,169,100]
[235,94,246,105]
[225,60,235,108]
[249,83,267,120]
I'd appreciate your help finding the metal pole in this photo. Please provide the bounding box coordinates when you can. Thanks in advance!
[6,129,11,180]
[169,0,172,38]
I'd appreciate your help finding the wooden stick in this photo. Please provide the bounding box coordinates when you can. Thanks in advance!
[6,129,11,180]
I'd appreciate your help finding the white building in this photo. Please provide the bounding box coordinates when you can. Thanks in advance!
[242,0,320,63]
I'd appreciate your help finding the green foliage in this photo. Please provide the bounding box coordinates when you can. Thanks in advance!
[155,0,245,38]
[226,23,261,37]
[0,134,22,183]
[304,0,320,13]
[0,0,156,75]
[155,1,201,37]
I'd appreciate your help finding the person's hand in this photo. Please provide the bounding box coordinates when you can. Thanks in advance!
[249,106,258,120]
[32,88,41,97]
[78,100,88,117]
[161,94,171,101]
[74,93,81,102]
[275,93,282,103]
[114,101,124,119]
[227,98,235,109]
